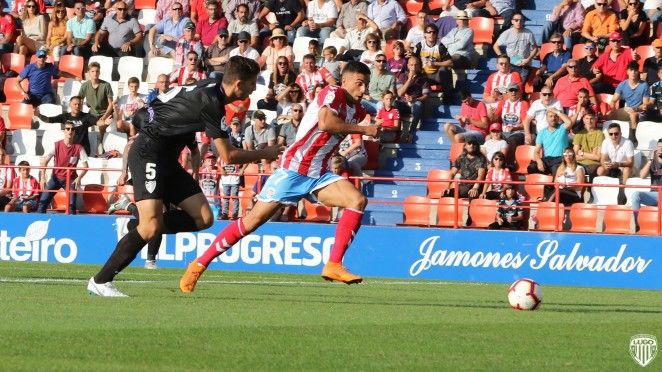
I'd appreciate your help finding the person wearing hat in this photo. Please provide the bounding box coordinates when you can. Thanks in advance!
[492,82,529,160]
[642,39,662,85]
[619,0,649,47]
[575,40,599,82]
[205,28,232,79]
[227,3,259,48]
[481,124,509,169]
[229,31,260,59]
[581,1,618,48]
[16,48,59,106]
[259,0,304,44]
[296,0,338,45]
[439,10,474,70]
[194,0,227,47]
[174,20,203,67]
[243,110,277,169]
[591,31,636,93]
[147,1,191,57]
[259,27,295,72]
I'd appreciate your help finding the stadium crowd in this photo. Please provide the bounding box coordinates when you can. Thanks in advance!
[0,0,661,231]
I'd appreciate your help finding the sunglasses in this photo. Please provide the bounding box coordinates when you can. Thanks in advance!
[541,92,552,96]
[277,61,288,65]
[608,132,620,136]
[508,88,518,92]
[596,2,606,5]
[567,65,577,68]
[188,57,197,60]
[56,9,66,12]
[512,18,522,22]
[172,7,182,10]
[64,127,75,131]
[563,153,574,157]
[493,157,504,160]
[610,39,621,42]
[238,40,247,43]
[551,40,563,44]
[116,7,126,10]
[374,59,386,63]
[585,45,595,49]
[367,40,377,43]
[292,109,302,112]
[25,4,36,7]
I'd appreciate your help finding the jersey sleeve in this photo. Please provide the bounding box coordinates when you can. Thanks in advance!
[316,86,345,115]
[200,90,229,140]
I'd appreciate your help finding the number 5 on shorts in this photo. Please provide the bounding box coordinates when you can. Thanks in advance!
[146,163,156,180]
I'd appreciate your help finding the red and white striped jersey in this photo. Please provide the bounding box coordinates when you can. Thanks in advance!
[280,85,367,178]
[295,68,331,102]
[495,98,529,130]
[11,176,39,199]
[483,71,523,96]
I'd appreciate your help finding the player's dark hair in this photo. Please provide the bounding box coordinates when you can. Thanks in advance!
[222,56,260,85]
[341,60,370,77]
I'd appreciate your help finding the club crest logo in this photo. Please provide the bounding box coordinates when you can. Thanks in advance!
[630,334,657,367]
[145,180,156,194]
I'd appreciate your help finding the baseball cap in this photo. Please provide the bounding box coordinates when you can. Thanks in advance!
[237,31,250,41]
[653,39,662,48]
[609,31,622,41]
[489,123,502,132]
[36,49,47,58]
[217,27,229,36]
[507,82,519,91]
[184,21,195,29]
[253,110,266,120]
[204,152,216,159]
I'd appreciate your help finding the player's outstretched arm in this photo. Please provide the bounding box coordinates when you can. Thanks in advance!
[318,107,382,138]
[213,137,284,165]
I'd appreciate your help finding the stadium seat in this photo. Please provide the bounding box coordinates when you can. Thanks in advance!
[293,37,316,64]
[104,158,124,186]
[426,169,451,199]
[602,120,630,139]
[41,129,65,156]
[624,177,651,206]
[383,40,396,59]
[428,0,451,10]
[4,78,29,104]
[302,199,331,222]
[364,140,380,170]
[595,93,613,116]
[51,189,69,211]
[533,202,564,231]
[323,37,349,54]
[635,45,654,71]
[134,0,156,9]
[637,206,661,235]
[436,197,468,227]
[528,92,540,102]
[469,17,494,45]
[137,9,157,29]
[468,198,497,228]
[449,142,463,166]
[58,55,84,80]
[108,81,120,98]
[402,195,433,226]
[89,55,114,82]
[11,129,38,155]
[514,145,536,174]
[242,163,261,191]
[1,53,25,74]
[569,203,599,232]
[538,42,558,62]
[81,157,105,186]
[524,67,537,93]
[102,132,128,153]
[62,79,82,104]
[14,154,42,179]
[7,103,34,130]
[248,84,269,111]
[603,205,633,234]
[635,121,660,151]
[117,56,144,83]
[82,184,110,213]
[146,57,174,83]
[404,0,423,15]
[35,103,63,129]
[591,176,620,206]
[571,43,586,59]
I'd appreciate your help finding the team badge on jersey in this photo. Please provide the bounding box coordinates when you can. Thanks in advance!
[145,181,156,194]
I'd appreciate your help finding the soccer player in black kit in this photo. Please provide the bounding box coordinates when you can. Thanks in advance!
[87,56,281,297]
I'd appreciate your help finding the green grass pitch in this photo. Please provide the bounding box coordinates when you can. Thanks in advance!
[0,261,660,371]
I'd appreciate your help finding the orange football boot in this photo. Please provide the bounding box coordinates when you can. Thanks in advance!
[321,262,363,284]
[179,259,207,293]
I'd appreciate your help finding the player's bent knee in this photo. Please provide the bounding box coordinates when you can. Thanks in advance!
[349,194,368,211]
[137,219,161,241]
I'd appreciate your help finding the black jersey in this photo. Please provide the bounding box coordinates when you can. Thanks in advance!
[141,80,230,141]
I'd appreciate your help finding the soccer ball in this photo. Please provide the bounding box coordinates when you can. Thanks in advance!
[507,278,543,310]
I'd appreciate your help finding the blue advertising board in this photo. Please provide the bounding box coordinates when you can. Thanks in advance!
[0,213,660,290]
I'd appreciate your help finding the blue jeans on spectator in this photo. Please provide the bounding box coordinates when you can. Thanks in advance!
[511,65,530,85]
[24,91,56,106]
[38,176,77,214]
[296,26,334,46]
[222,184,239,218]
[0,43,14,54]
[70,44,92,59]
[361,99,382,115]
[631,191,658,211]
[396,100,423,130]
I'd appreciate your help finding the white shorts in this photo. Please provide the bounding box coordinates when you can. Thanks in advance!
[256,168,343,205]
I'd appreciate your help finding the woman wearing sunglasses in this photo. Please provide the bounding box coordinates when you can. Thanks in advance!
[45,5,68,63]
[14,1,47,57]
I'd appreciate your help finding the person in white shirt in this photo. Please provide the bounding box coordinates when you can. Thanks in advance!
[229,31,259,59]
[597,122,635,183]
[296,0,338,45]
[522,86,563,145]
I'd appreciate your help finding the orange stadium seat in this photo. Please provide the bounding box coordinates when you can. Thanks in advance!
[635,45,654,71]
[134,0,156,9]
[404,0,423,15]
[514,145,536,174]
[426,169,451,199]
[469,17,494,45]
[468,198,497,228]
[436,197,468,227]
[637,206,661,235]
[538,42,556,62]
[524,174,552,201]
[569,203,599,233]
[449,142,463,166]
[82,184,110,214]
[7,103,34,130]
[402,196,433,226]
[51,190,69,211]
[302,199,331,222]
[571,43,586,59]
[533,202,564,231]
[603,205,633,234]
[58,55,84,80]
[428,0,451,11]
[4,78,29,103]
[524,67,538,93]
[238,190,254,216]
[242,163,261,192]
[1,53,25,74]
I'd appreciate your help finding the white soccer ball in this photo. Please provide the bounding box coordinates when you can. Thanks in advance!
[507,278,543,310]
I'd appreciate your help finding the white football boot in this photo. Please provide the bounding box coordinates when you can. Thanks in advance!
[87,277,128,297]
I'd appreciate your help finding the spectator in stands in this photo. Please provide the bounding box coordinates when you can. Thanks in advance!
[205,28,231,79]
[481,151,512,200]
[338,133,367,177]
[227,116,244,148]
[170,50,208,86]
[336,13,378,62]
[572,109,604,178]
[65,0,95,59]
[86,0,108,31]
[619,0,650,47]
[114,76,145,136]
[38,121,89,214]
[492,83,528,159]
[443,140,488,199]
[0,7,17,54]
[575,41,600,83]
[414,23,451,84]
[258,0,304,44]
[581,0,619,50]
[608,61,649,138]
[483,55,523,105]
[481,124,509,166]
[528,107,573,175]
[155,0,190,23]
[367,0,406,40]
[645,65,662,120]
[523,86,563,145]
[404,11,427,52]
[296,0,337,45]
[45,4,68,63]
[278,103,303,146]
[362,53,396,114]
[485,0,517,34]
[542,0,584,48]
[16,48,59,105]
[444,89,489,144]
[174,21,204,67]
[488,184,525,230]
[79,61,113,152]
[258,56,296,111]
[229,31,259,59]
[597,122,634,182]
[195,1,227,48]
[223,0,261,24]
[333,0,367,39]
[376,91,400,142]
[14,0,47,57]
[258,28,294,72]
[104,0,135,18]
[547,147,585,204]
[227,3,258,48]
[643,39,662,86]
[359,32,383,68]
[0,114,6,150]
[631,138,662,219]
[243,110,277,151]
[396,56,429,130]
[439,11,474,69]
[534,33,571,90]
[387,41,407,75]
[10,0,45,18]
[198,152,221,219]
[148,2,190,57]
[219,153,245,220]
[0,149,13,210]
[92,1,142,62]
[145,74,169,104]
[36,96,96,155]
[567,87,598,133]
[553,59,597,110]
[321,46,341,81]
[4,160,39,213]
[276,83,306,116]
[296,54,335,103]
[493,12,539,83]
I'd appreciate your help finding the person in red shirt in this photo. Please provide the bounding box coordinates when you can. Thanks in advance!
[194,1,228,47]
[0,7,17,53]
[444,89,489,144]
[5,160,40,212]
[375,91,400,143]
[592,31,636,93]
[554,59,597,109]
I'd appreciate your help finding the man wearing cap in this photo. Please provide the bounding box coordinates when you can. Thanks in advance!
[491,82,529,158]
[444,89,489,144]
[243,110,277,168]
[174,21,204,67]
[205,28,232,79]
[642,39,662,85]
[575,40,599,82]
[581,1,619,49]
[92,1,142,60]
[229,31,259,59]
[336,12,378,62]
[16,49,59,106]
[440,11,474,70]
[592,31,636,93]
[147,1,191,57]
[194,0,227,48]
[227,3,259,48]
[553,58,596,109]
[169,50,208,86]
[259,0,304,44]
[493,11,538,83]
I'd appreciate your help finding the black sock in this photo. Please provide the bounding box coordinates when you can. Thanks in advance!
[94,229,148,283]
[146,234,162,261]
[127,218,138,231]
[127,203,138,218]
[162,210,199,234]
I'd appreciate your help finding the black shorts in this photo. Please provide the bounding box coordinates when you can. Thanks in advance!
[128,134,201,204]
